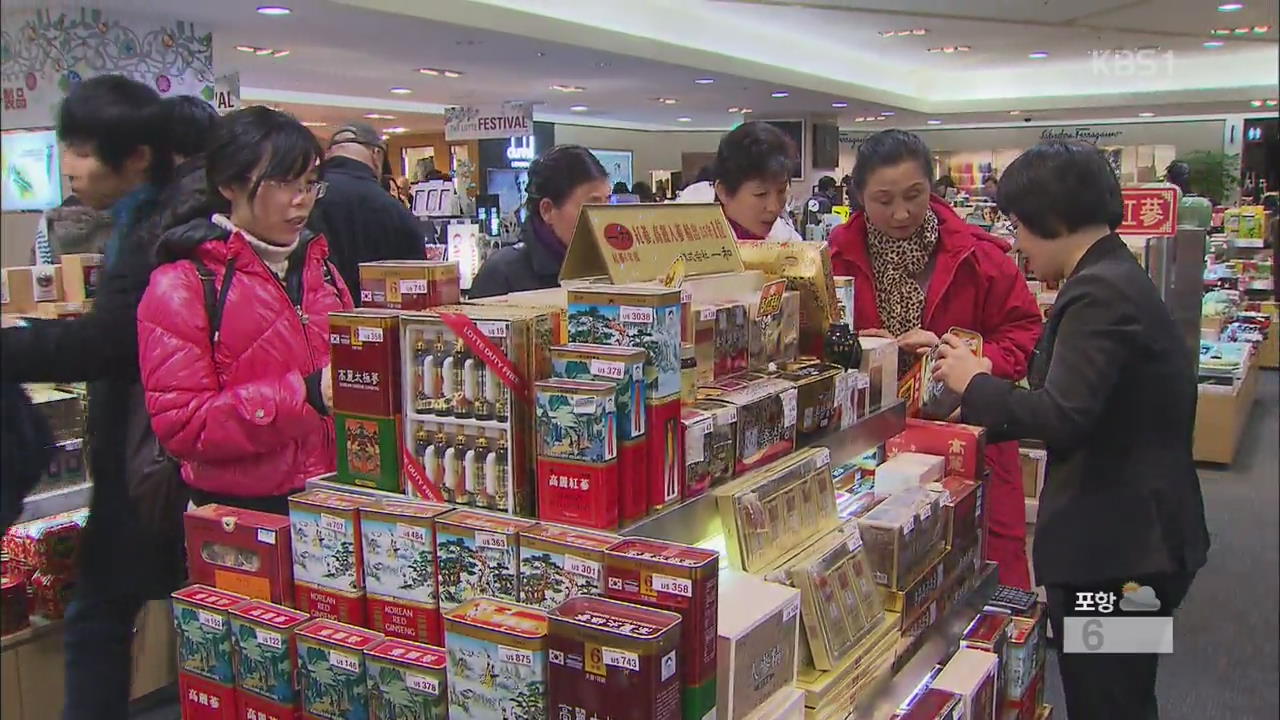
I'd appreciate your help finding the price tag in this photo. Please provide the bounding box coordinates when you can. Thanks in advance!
[602,647,641,672]
[698,306,717,322]
[919,505,932,522]
[399,279,430,294]
[475,531,508,550]
[407,672,440,695]
[499,645,534,666]
[396,523,428,544]
[357,326,384,343]
[475,320,508,338]
[573,396,598,414]
[197,610,224,631]
[680,288,692,304]
[330,650,360,674]
[781,388,798,428]
[590,359,627,380]
[783,599,800,623]
[684,418,710,463]
[255,628,283,650]
[320,513,348,535]
[257,529,276,545]
[903,515,916,535]
[652,573,693,597]
[620,306,654,324]
[716,406,737,426]
[565,554,600,580]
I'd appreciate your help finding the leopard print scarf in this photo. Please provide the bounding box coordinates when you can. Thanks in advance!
[865,208,940,337]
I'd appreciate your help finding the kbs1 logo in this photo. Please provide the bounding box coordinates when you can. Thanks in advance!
[1090,48,1175,77]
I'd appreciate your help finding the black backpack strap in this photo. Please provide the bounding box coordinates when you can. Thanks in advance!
[191,258,237,348]
[321,258,342,294]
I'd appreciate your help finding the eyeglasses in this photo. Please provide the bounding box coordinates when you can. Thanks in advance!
[264,179,328,199]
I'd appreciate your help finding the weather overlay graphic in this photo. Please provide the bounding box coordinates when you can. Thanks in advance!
[1063,581,1174,654]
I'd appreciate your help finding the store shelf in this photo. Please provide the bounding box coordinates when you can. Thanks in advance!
[17,480,91,524]
[811,400,906,468]
[303,475,407,500]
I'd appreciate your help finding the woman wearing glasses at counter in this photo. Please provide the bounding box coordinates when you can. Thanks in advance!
[827,129,1043,590]
[932,140,1208,720]
[136,107,354,513]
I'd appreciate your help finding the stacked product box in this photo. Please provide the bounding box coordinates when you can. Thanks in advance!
[716,571,801,720]
[680,407,714,500]
[691,399,738,489]
[400,306,553,514]
[550,343,649,524]
[934,476,986,578]
[172,585,247,720]
[358,499,453,644]
[442,598,549,720]
[961,611,1013,719]
[567,285,684,514]
[548,596,684,720]
[535,378,621,530]
[880,550,946,629]
[364,639,449,720]
[858,337,898,412]
[295,619,384,720]
[736,240,840,358]
[857,486,948,591]
[785,525,886,671]
[1002,604,1048,714]
[604,538,719,720]
[229,600,308,720]
[714,448,839,574]
[698,376,798,476]
[518,523,619,610]
[289,490,375,625]
[358,260,460,310]
[886,418,988,480]
[184,504,294,605]
[893,688,964,720]
[435,509,537,610]
[931,647,999,720]
[748,283,800,370]
[3,507,88,580]
[777,361,842,443]
[329,309,405,493]
[873,452,946,497]
[794,615,898,718]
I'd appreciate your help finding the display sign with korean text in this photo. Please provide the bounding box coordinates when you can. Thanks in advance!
[562,204,744,284]
[1118,186,1178,237]
[444,102,533,140]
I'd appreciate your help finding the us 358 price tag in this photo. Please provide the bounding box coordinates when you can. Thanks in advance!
[652,573,693,597]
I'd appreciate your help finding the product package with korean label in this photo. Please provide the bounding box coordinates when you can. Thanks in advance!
[886,418,987,481]
[713,447,839,574]
[785,524,885,671]
[364,638,449,720]
[358,260,460,310]
[699,377,798,475]
[716,571,801,720]
[359,499,453,644]
[295,619,385,720]
[288,490,375,625]
[856,486,948,591]
[517,523,620,610]
[172,585,248,687]
[334,412,404,494]
[229,600,308,719]
[548,596,684,720]
[435,509,537,609]
[691,399,738,489]
[443,598,549,720]
[328,309,403,417]
[681,407,714,500]
[535,378,621,529]
[777,361,843,442]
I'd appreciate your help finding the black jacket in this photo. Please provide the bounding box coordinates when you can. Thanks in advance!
[468,220,564,299]
[0,382,53,534]
[310,156,425,302]
[0,159,210,597]
[962,233,1209,586]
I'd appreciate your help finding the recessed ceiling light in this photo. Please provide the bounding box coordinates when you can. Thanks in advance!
[364,113,396,120]
[928,45,971,53]
[384,127,408,134]
[853,117,865,123]
[771,91,789,98]
[1204,40,1226,47]
[1211,28,1232,35]
[926,119,943,125]
[1254,25,1271,32]
[271,49,290,58]
[1138,112,1156,117]
[1266,99,1278,107]
[254,48,274,55]
[256,6,292,15]
[235,45,257,53]
[694,78,715,84]
[389,87,412,94]
[728,107,741,113]
[569,105,589,112]
[676,117,693,122]
[654,97,679,105]
[550,84,586,93]
[300,121,326,127]
[881,111,895,116]
[442,70,463,78]
[1008,110,1022,115]
[1250,99,1264,107]
[832,102,849,108]
[418,67,440,75]
[741,108,753,113]
[880,28,928,36]
[1233,26,1250,34]
[536,51,546,57]
[1217,2,1244,12]
[1028,51,1049,59]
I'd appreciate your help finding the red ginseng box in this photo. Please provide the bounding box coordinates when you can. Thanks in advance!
[887,418,987,480]
[185,505,294,607]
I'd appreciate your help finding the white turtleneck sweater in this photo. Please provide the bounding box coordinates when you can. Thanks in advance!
[211,214,298,280]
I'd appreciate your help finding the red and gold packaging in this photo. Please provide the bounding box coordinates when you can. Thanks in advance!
[329,309,403,416]
[288,490,375,625]
[548,596,684,720]
[2,574,30,635]
[31,569,73,620]
[895,688,964,720]
[179,671,238,720]
[359,499,453,645]
[935,476,984,553]
[700,377,797,476]
[4,508,87,576]
[962,611,1013,718]
[932,647,998,720]
[358,260,461,310]
[184,504,294,606]
[646,395,684,513]
[535,378,621,530]
[1002,666,1044,720]
[886,418,988,480]
[681,408,714,499]
[517,523,619,610]
[604,538,719,720]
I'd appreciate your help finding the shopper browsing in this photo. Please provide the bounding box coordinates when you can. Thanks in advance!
[310,122,427,302]
[932,140,1209,720]
[827,129,1042,590]
[469,144,611,298]
[137,107,354,515]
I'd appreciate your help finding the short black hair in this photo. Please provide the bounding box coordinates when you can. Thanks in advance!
[713,121,797,195]
[206,106,323,208]
[57,74,171,184]
[631,180,654,201]
[612,181,630,194]
[525,144,608,215]
[162,95,219,159]
[817,176,837,192]
[997,140,1123,239]
[850,129,933,195]
[982,174,999,187]
[694,165,716,185]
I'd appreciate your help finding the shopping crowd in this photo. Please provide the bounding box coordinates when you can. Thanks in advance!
[1,75,1207,720]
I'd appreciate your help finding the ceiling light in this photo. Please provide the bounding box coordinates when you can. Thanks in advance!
[1211,28,1232,35]
[694,78,715,84]
[383,127,408,134]
[1138,112,1156,117]
[1250,99,1264,107]
[364,113,395,120]
[254,48,274,55]
[881,111,895,116]
[271,50,290,58]
[300,121,326,127]
[1135,45,1160,52]
[1233,26,1250,34]
[740,108,753,113]
[569,105,589,112]
[1204,40,1226,47]
[655,97,679,105]
[1254,25,1271,32]
[389,87,412,94]
[418,67,440,75]
[771,91,789,98]
[1028,51,1049,59]
[728,107,740,113]
[1008,110,1022,115]
[832,102,849,108]
[1217,2,1244,11]
[853,117,865,123]
[880,28,928,37]
[235,45,257,53]
[256,6,292,15]
[1267,99,1279,107]
[550,84,585,92]
[442,70,463,78]
[926,119,943,125]
[676,117,693,122]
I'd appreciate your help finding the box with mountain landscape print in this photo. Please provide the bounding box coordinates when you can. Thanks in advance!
[517,523,620,610]
[535,377,620,530]
[229,599,309,720]
[289,489,375,626]
[434,509,537,611]
[296,618,385,720]
[359,499,454,645]
[364,638,449,720]
[172,585,247,719]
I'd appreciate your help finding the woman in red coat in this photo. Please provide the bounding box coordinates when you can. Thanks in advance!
[828,130,1042,589]
[137,107,353,514]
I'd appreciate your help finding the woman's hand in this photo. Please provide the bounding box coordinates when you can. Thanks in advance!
[858,328,893,339]
[932,333,993,394]
[897,328,940,356]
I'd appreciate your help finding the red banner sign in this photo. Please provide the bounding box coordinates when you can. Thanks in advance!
[1118,187,1178,236]
[437,312,531,403]
[400,442,445,502]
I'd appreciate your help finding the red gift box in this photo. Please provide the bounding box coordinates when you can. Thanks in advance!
[538,458,620,531]
[1,574,30,635]
[179,671,238,720]
[31,569,73,620]
[1001,666,1044,720]
[185,505,294,606]
[888,418,987,480]
[645,396,684,513]
[938,476,984,551]
[4,508,87,576]
[235,690,299,720]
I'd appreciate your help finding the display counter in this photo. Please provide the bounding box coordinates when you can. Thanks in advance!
[1193,355,1260,464]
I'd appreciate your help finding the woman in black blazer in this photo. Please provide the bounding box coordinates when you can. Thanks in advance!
[932,140,1209,720]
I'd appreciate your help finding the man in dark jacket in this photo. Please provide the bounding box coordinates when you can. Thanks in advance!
[310,122,426,301]
[0,76,196,720]
[933,141,1209,720]
[0,382,53,534]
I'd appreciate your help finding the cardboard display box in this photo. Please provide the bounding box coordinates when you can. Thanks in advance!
[1193,357,1259,464]
[717,572,801,720]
